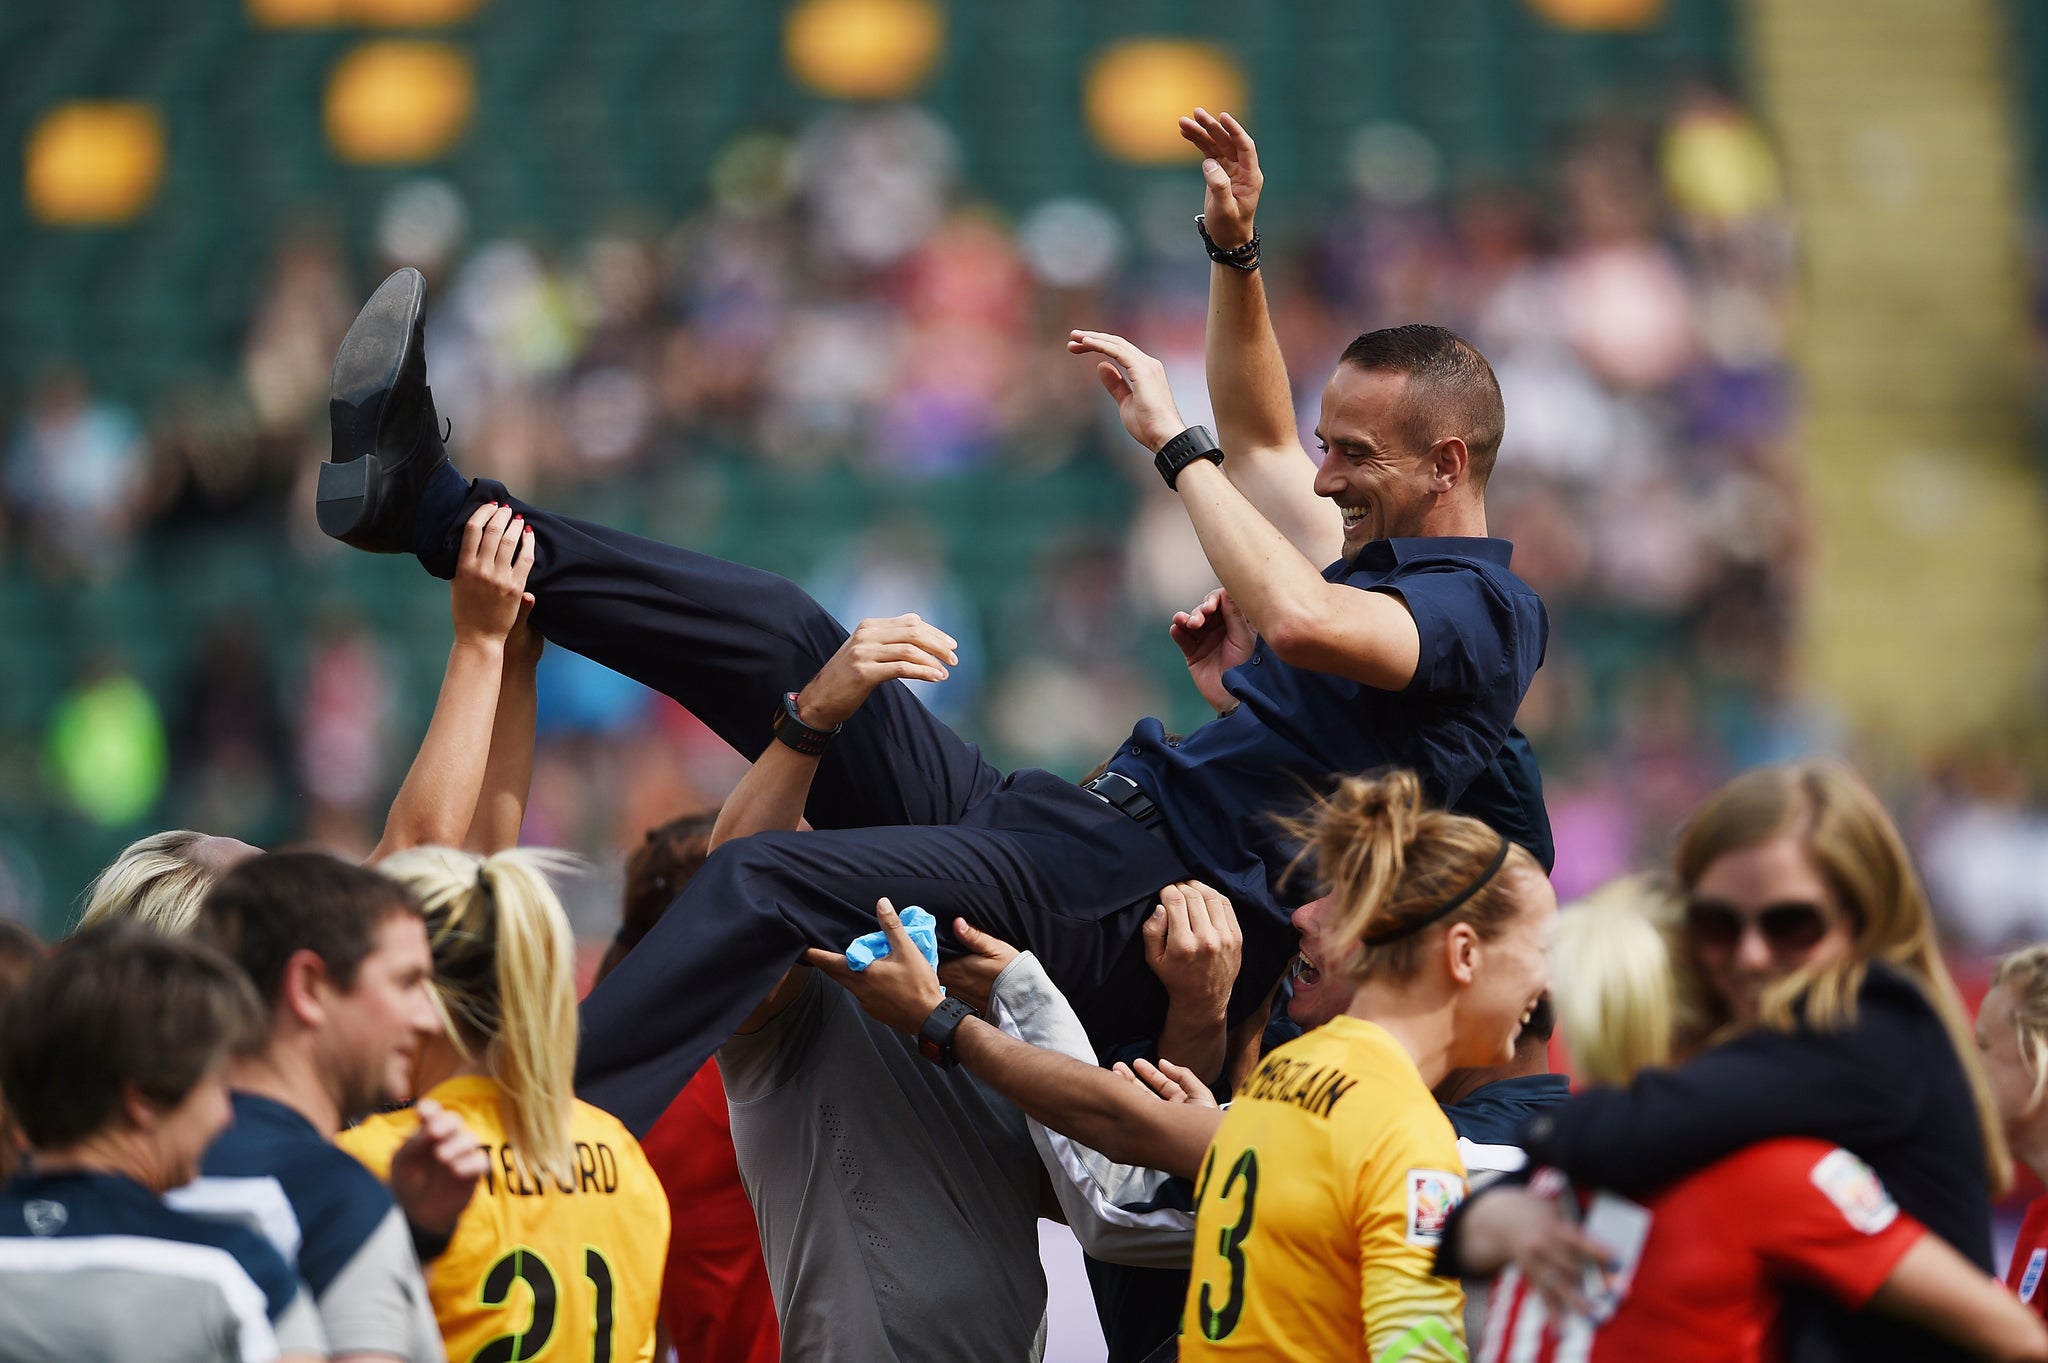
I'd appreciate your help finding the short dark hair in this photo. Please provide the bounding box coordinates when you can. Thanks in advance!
[599,811,718,983]
[2,923,263,1148]
[195,852,419,1009]
[1338,324,1506,487]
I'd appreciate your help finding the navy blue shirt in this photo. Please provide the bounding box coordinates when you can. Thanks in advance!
[1110,537,1548,991]
[1442,1073,1571,1145]
[181,1092,397,1293]
[171,1092,441,1361]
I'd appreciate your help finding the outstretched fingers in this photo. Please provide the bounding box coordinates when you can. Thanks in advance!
[1067,328,1149,370]
[1217,110,1257,164]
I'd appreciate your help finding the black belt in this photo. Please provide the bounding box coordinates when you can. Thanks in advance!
[1082,771,1165,834]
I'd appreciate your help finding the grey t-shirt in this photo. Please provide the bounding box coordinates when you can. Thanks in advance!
[718,972,1047,1363]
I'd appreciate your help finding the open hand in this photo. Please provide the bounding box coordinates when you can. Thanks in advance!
[1114,1056,1220,1109]
[1143,880,1243,1019]
[804,898,947,1034]
[388,1097,488,1239]
[1455,1186,1619,1317]
[1178,108,1262,249]
[936,918,1020,1015]
[1066,330,1190,456]
[452,503,535,645]
[798,615,958,730]
[1170,588,1255,714]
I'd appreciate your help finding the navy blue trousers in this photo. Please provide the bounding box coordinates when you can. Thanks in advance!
[424,477,1196,1135]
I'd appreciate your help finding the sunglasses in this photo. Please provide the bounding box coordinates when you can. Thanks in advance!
[1683,899,1834,956]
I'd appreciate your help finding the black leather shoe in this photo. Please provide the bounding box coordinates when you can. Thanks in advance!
[318,267,449,553]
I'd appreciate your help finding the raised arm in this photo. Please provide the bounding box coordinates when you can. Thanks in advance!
[1182,107,1341,565]
[711,614,958,852]
[464,601,541,854]
[1068,328,1421,689]
[717,615,957,1030]
[808,900,1224,1179]
[368,504,533,864]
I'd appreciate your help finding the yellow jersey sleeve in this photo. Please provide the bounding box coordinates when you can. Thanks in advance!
[1351,1110,1468,1363]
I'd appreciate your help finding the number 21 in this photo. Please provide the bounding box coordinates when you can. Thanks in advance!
[473,1246,617,1362]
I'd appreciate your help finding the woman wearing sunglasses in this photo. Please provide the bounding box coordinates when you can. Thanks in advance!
[1441,759,2007,1363]
[1465,887,2046,1363]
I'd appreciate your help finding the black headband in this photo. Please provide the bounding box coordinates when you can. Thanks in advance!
[1362,832,1513,948]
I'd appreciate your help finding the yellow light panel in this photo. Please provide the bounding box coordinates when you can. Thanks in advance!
[25,102,165,225]
[326,40,475,164]
[785,0,944,100]
[1085,39,1246,165]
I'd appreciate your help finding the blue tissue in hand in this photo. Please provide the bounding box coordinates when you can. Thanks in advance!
[845,905,940,972]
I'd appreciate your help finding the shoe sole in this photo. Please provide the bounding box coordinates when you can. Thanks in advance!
[318,267,425,542]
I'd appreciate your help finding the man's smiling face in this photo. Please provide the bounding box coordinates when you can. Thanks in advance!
[1286,894,1357,1029]
[1313,365,1439,558]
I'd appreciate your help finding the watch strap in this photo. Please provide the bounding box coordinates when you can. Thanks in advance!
[772,691,841,756]
[1155,424,1223,490]
[917,995,977,1068]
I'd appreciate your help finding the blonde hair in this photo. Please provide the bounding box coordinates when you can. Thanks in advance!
[1677,759,2011,1194]
[75,830,219,935]
[1992,945,2048,1110]
[1286,770,1542,983]
[1552,877,1677,1087]
[376,846,580,1185]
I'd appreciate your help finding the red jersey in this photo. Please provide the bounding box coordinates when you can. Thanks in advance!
[2005,1198,2048,1323]
[638,1064,780,1363]
[1480,1138,1924,1363]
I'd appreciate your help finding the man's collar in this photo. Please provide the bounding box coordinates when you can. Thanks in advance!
[1354,536,1513,569]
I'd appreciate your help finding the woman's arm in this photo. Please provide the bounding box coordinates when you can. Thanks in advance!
[463,602,541,854]
[368,505,533,864]
[809,900,1224,1179]
[1869,1236,2048,1362]
[1525,986,1925,1197]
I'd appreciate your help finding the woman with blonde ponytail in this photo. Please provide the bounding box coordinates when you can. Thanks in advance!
[339,847,670,1363]
[1466,759,2007,1363]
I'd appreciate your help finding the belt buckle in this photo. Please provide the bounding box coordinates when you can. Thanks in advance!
[1086,771,1160,832]
[1087,772,1141,804]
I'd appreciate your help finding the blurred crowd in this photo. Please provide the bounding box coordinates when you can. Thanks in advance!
[3,84,2046,945]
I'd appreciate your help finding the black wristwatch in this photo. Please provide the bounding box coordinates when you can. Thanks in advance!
[772,691,841,756]
[1155,424,1223,490]
[917,996,977,1068]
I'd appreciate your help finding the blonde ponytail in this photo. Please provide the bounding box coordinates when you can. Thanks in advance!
[1283,770,1538,983]
[378,846,581,1186]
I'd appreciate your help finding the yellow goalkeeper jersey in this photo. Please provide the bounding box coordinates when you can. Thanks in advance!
[1181,1015,1469,1363]
[340,1075,670,1363]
